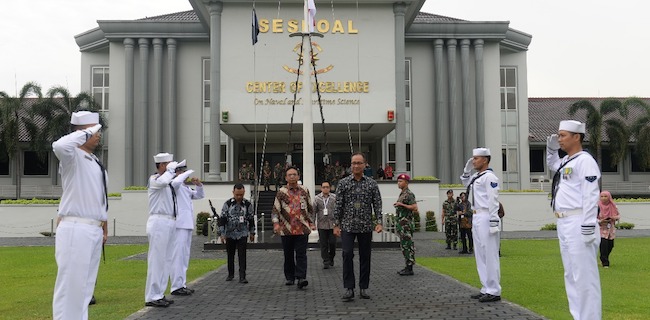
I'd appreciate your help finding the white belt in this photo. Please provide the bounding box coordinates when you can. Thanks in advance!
[151,213,175,220]
[554,209,582,219]
[61,216,103,227]
[473,209,489,214]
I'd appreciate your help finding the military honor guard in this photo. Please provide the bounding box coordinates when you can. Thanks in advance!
[52,111,107,320]
[442,189,459,250]
[393,174,418,276]
[460,148,502,303]
[313,181,337,269]
[170,160,204,296]
[547,120,602,320]
[219,183,256,283]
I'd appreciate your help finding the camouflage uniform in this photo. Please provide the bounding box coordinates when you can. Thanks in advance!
[273,164,283,191]
[396,187,417,266]
[262,164,272,191]
[443,198,458,249]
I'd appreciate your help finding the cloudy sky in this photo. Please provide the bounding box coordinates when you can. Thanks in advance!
[1,0,647,98]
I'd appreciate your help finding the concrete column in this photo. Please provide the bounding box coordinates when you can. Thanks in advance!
[124,38,135,186]
[152,38,163,154]
[434,39,449,183]
[138,38,149,185]
[474,39,485,146]
[447,39,463,176]
[393,2,407,174]
[208,1,223,181]
[460,39,475,159]
[166,38,177,155]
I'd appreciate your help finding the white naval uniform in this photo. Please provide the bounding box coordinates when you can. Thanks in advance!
[52,129,107,320]
[170,177,204,292]
[144,169,192,302]
[547,149,601,320]
[461,169,501,296]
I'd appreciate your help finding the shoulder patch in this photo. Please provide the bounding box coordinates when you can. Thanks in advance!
[585,176,597,183]
[490,182,498,188]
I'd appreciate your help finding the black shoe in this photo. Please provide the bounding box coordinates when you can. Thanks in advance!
[297,279,308,289]
[458,250,467,254]
[285,279,295,286]
[226,275,234,281]
[479,294,501,302]
[453,245,457,250]
[329,260,334,266]
[323,263,330,269]
[342,289,354,301]
[239,278,249,284]
[162,296,174,305]
[469,249,473,254]
[445,245,451,250]
[186,287,195,293]
[359,289,370,299]
[89,295,96,305]
[171,287,192,296]
[145,298,169,308]
[398,265,414,276]
[470,293,485,299]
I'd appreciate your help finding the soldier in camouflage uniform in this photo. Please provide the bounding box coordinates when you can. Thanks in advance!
[442,189,459,250]
[262,161,272,191]
[273,162,283,191]
[394,174,419,276]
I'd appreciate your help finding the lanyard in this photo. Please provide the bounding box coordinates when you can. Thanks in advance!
[550,154,581,209]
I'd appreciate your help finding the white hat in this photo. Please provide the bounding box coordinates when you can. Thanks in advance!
[176,159,187,170]
[153,153,173,163]
[473,148,491,157]
[559,120,586,134]
[70,111,99,125]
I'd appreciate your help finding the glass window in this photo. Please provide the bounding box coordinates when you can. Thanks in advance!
[631,148,649,172]
[501,148,518,172]
[500,67,517,110]
[529,149,545,172]
[23,151,48,176]
[91,66,109,111]
[600,147,618,173]
[0,154,8,175]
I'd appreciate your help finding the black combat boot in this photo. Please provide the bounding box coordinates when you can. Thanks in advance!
[398,265,414,276]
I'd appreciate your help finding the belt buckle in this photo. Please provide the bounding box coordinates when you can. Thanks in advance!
[472,210,476,214]
[554,212,563,218]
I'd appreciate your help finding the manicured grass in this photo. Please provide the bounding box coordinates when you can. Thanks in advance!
[0,245,223,320]
[419,238,650,320]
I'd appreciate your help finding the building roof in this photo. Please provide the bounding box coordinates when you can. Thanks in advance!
[528,97,650,144]
[414,12,466,23]
[138,10,199,22]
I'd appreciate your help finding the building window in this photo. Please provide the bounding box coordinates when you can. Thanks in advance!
[92,66,109,111]
[631,149,649,172]
[388,143,411,171]
[0,154,8,175]
[501,147,518,172]
[500,67,517,110]
[23,151,48,176]
[203,144,227,173]
[529,148,545,173]
[600,147,618,173]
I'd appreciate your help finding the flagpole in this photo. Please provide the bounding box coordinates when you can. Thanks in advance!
[301,0,315,193]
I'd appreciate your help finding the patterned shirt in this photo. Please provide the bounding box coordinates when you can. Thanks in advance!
[334,175,383,233]
[442,199,457,218]
[313,192,336,230]
[396,188,416,220]
[219,198,256,240]
[272,185,314,236]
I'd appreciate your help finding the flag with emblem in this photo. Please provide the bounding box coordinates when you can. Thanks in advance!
[252,8,260,45]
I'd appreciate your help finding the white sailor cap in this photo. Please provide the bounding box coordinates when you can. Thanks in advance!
[70,111,99,125]
[473,148,491,157]
[559,120,586,134]
[176,159,187,170]
[153,153,173,163]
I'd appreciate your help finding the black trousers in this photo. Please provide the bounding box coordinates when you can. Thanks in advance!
[341,231,372,290]
[226,237,247,278]
[281,235,309,281]
[318,229,337,264]
[459,228,473,252]
[600,238,615,267]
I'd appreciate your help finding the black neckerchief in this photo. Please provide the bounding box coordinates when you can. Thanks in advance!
[465,169,490,206]
[93,156,108,211]
[550,153,582,209]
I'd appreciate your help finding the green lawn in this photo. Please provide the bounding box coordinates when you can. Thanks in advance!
[0,245,222,320]
[419,238,650,320]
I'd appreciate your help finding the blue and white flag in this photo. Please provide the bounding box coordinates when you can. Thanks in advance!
[252,8,260,45]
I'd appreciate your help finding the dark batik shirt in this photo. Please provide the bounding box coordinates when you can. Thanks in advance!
[334,175,383,233]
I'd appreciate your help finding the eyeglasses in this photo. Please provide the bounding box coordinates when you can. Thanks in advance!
[351,162,365,165]
[287,173,299,176]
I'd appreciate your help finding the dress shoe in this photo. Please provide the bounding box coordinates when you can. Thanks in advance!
[297,279,309,289]
[89,295,96,305]
[445,245,451,250]
[162,296,174,304]
[479,294,501,303]
[458,250,468,254]
[470,293,485,299]
[239,278,249,284]
[171,287,192,296]
[285,279,295,286]
[329,260,334,266]
[359,289,370,299]
[226,275,234,281]
[323,264,330,269]
[341,289,354,301]
[186,287,195,293]
[145,299,169,308]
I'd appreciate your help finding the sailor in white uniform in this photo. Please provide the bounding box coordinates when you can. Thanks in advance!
[460,147,501,303]
[170,160,204,296]
[52,111,107,320]
[547,120,601,320]
[144,153,195,307]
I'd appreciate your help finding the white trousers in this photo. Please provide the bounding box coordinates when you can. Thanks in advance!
[171,228,192,292]
[557,215,602,320]
[53,220,102,320]
[472,213,501,296]
[145,215,176,302]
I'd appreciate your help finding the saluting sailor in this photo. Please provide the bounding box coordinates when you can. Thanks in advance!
[547,120,601,320]
[460,148,502,303]
[52,111,108,320]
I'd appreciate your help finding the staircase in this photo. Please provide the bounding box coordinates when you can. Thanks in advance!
[255,191,277,231]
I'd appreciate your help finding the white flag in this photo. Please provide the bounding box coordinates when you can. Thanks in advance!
[307,0,317,32]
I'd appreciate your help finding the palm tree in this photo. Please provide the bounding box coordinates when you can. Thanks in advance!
[0,82,43,199]
[628,98,650,170]
[568,99,630,169]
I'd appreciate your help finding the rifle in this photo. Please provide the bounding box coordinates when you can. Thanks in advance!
[208,200,227,227]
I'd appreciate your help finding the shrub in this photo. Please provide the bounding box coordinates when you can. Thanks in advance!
[196,211,211,235]
[425,210,438,232]
[440,184,463,189]
[540,223,557,231]
[616,222,635,230]
[1,198,60,205]
[413,176,438,181]
[123,186,147,190]
[108,192,121,197]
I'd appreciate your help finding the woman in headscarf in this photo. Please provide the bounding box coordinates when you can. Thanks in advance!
[598,191,620,268]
